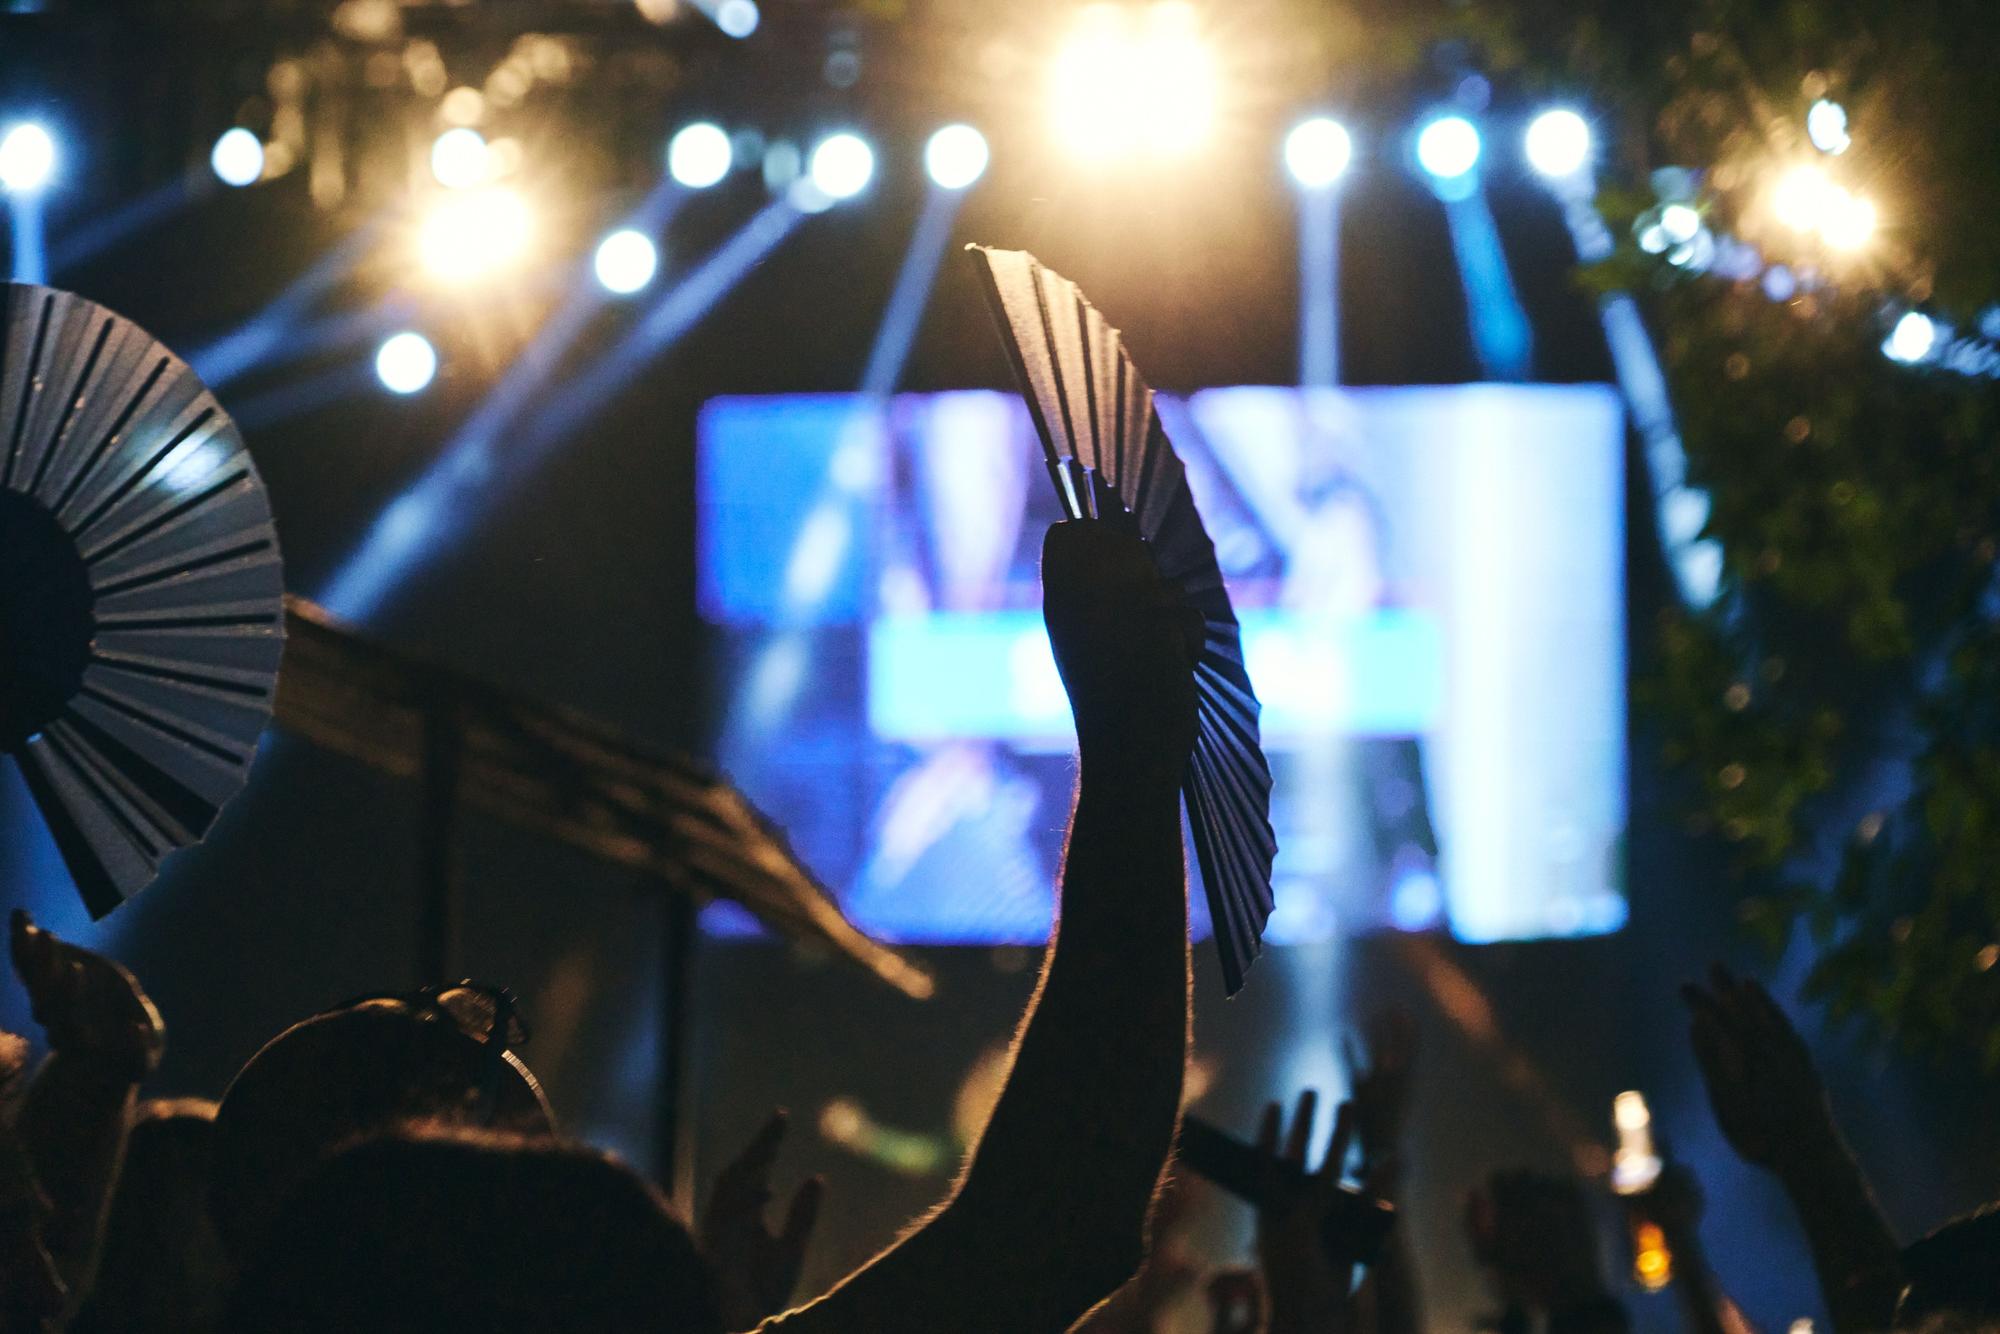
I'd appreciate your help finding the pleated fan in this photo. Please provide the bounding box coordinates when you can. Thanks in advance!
[0,283,284,916]
[966,245,1276,995]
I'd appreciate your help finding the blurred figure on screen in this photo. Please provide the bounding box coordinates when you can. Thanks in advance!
[850,393,1054,941]
[1193,389,1440,936]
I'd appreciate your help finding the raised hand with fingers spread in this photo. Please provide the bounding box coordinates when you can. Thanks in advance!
[6,911,166,1320]
[1680,965,1901,1333]
[1254,1091,1361,1334]
[702,1110,824,1330]
[1345,1011,1423,1334]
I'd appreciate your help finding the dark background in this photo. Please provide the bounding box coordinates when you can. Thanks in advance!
[3,2,1997,1328]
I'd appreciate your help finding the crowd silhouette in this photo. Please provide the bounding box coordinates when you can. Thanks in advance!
[2,522,1995,1332]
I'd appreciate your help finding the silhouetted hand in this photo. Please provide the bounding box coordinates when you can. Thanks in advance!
[1345,1010,1415,1190]
[1041,521,1201,788]
[701,1110,824,1330]
[1681,964,1831,1170]
[1254,1091,1359,1333]
[1466,1170,1611,1316]
[10,910,162,1082]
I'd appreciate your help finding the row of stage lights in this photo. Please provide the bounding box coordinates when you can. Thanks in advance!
[0,85,1959,395]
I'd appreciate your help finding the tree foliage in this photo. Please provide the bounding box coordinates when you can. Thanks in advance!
[1463,0,2000,1060]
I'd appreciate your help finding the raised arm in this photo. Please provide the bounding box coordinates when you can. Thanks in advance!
[8,911,164,1322]
[1682,966,1901,1333]
[767,519,1197,1333]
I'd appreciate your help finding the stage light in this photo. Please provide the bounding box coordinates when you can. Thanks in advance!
[1284,117,1352,189]
[809,133,874,201]
[210,128,265,187]
[1660,203,1701,244]
[430,128,490,189]
[1884,311,1937,364]
[1416,115,1481,180]
[1048,2,1218,162]
[924,124,988,190]
[593,228,659,294]
[375,331,437,394]
[1772,165,1833,230]
[715,0,759,37]
[1807,98,1850,154]
[0,123,56,195]
[1524,108,1591,179]
[417,187,532,282]
[1820,190,1877,251]
[668,122,732,189]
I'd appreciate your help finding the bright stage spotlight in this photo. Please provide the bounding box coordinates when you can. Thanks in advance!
[1771,165,1833,231]
[809,133,874,201]
[417,187,532,283]
[1283,117,1352,189]
[594,228,659,294]
[668,122,733,189]
[1524,108,1591,179]
[1884,311,1938,364]
[0,123,56,195]
[375,332,437,394]
[924,124,989,190]
[1820,190,1878,251]
[1048,1,1218,162]
[1416,115,1481,181]
[1807,98,1850,154]
[211,128,265,187]
[715,0,759,37]
[430,128,491,190]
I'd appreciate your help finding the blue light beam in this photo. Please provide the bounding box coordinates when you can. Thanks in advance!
[9,196,46,283]
[48,181,190,274]
[319,199,802,622]
[1297,187,1340,387]
[1542,167,1720,607]
[190,220,381,388]
[1438,187,1533,382]
[860,186,966,396]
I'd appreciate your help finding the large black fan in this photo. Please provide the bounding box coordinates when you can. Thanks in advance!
[0,283,283,917]
[967,246,1276,994]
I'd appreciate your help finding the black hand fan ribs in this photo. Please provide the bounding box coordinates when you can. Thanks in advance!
[967,245,1276,994]
[0,284,283,916]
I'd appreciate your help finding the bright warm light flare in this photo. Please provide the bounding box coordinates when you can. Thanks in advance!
[1049,2,1218,162]
[417,188,534,283]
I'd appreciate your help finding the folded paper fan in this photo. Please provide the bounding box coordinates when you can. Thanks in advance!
[966,246,1276,994]
[0,284,283,916]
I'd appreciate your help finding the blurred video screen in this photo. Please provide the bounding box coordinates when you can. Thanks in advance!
[699,385,1626,945]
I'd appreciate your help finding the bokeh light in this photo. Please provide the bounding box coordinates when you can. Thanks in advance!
[1820,191,1878,251]
[715,0,759,38]
[668,122,733,189]
[1884,311,1938,364]
[0,123,57,195]
[1772,165,1834,231]
[1283,117,1352,189]
[430,127,491,189]
[808,132,874,201]
[593,228,659,295]
[375,332,438,395]
[1047,2,1218,162]
[1807,99,1851,154]
[924,124,989,190]
[1523,108,1591,179]
[417,187,533,282]
[1415,115,1481,180]
[210,128,265,187]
